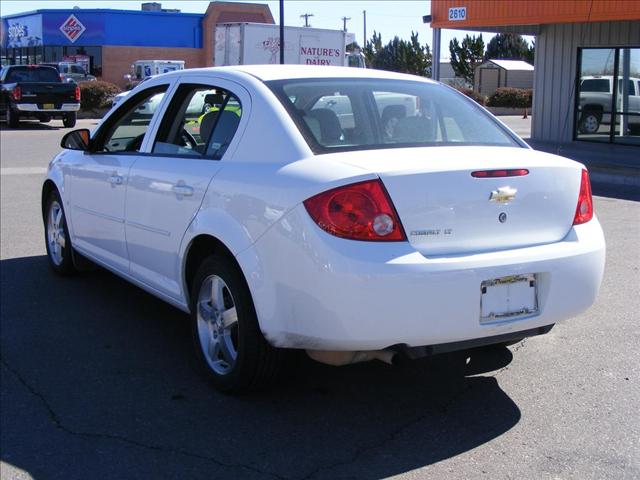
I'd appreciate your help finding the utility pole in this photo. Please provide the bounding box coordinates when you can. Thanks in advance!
[362,10,367,46]
[300,13,314,27]
[341,16,351,32]
[279,0,284,64]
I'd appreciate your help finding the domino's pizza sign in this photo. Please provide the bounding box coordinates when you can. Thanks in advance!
[59,14,86,43]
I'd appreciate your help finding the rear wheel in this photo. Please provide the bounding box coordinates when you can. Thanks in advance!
[7,107,19,128]
[190,255,284,393]
[44,191,76,275]
[63,112,77,128]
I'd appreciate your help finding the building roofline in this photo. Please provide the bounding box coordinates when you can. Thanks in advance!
[2,9,204,20]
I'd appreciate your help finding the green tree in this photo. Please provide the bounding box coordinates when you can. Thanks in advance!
[485,33,533,63]
[364,31,431,76]
[449,34,485,85]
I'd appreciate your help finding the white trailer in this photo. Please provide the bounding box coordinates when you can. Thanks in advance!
[214,23,365,68]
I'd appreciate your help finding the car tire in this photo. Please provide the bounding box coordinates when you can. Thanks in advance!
[190,255,284,393]
[579,111,601,134]
[44,191,77,276]
[7,107,20,128]
[63,112,77,128]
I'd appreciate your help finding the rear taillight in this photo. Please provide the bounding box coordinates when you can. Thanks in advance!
[12,86,21,101]
[75,86,81,101]
[303,179,406,241]
[573,169,593,225]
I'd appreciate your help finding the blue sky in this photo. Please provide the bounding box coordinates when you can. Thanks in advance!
[0,0,524,60]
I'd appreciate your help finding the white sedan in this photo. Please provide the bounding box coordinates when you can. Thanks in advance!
[42,65,605,392]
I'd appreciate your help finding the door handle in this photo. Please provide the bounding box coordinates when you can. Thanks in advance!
[109,174,124,186]
[172,184,194,197]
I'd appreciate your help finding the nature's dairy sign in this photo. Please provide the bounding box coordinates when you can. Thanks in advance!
[300,46,342,65]
[59,14,86,43]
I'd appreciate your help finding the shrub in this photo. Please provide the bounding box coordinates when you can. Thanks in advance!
[455,87,487,106]
[79,81,122,111]
[487,87,532,108]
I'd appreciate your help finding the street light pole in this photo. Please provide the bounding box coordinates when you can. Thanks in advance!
[363,10,367,46]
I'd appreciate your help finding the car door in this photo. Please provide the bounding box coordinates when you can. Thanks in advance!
[67,84,170,272]
[125,77,249,300]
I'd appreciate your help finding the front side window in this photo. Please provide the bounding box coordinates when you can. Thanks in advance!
[95,86,167,153]
[153,84,242,159]
[267,78,521,153]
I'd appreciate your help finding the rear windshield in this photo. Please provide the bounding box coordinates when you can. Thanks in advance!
[5,66,61,83]
[267,78,522,153]
[580,78,610,92]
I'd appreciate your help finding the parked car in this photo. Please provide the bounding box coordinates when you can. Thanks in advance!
[578,75,640,134]
[43,66,605,392]
[110,75,155,109]
[41,62,97,84]
[1,65,80,128]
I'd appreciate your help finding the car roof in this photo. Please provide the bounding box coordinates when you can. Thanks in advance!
[177,65,436,83]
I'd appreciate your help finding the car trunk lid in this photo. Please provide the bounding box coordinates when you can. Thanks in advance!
[324,146,583,255]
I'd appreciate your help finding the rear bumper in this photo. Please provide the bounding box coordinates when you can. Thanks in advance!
[237,205,606,351]
[15,103,80,113]
[398,324,554,358]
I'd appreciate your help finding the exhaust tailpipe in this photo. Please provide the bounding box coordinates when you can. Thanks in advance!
[306,349,396,366]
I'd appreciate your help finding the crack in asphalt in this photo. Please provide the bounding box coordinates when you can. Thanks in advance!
[299,343,527,480]
[1,343,524,480]
[299,379,476,480]
[0,357,288,480]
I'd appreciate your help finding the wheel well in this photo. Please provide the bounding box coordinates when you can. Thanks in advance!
[184,235,238,300]
[41,180,58,219]
[582,104,603,114]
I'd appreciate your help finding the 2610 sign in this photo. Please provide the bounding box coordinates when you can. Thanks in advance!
[448,7,467,21]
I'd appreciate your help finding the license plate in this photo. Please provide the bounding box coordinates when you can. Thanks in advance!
[480,274,538,324]
[43,103,55,109]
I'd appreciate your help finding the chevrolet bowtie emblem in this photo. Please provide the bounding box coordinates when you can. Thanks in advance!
[489,186,517,203]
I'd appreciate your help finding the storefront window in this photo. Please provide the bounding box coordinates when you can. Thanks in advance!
[576,47,640,146]
[1,45,103,77]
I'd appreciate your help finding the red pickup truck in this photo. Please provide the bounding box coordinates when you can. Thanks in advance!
[0,65,80,128]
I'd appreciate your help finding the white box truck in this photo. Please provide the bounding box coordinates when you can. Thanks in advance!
[214,23,365,68]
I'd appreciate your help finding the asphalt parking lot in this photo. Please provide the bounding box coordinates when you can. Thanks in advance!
[1,118,639,479]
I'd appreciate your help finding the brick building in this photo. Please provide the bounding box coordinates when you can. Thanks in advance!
[0,2,274,87]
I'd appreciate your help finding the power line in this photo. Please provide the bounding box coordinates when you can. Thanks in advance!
[300,13,314,27]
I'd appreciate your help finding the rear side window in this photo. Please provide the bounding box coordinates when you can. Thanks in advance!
[268,78,521,153]
[6,67,60,83]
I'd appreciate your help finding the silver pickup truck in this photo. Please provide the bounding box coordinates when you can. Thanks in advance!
[578,75,640,134]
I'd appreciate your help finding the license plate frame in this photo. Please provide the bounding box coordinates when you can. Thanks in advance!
[43,103,55,109]
[480,274,538,324]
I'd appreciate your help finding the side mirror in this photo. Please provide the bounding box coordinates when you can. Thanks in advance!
[61,129,91,151]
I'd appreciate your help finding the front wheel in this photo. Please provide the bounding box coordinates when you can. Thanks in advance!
[190,255,284,393]
[63,112,77,128]
[44,191,76,275]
